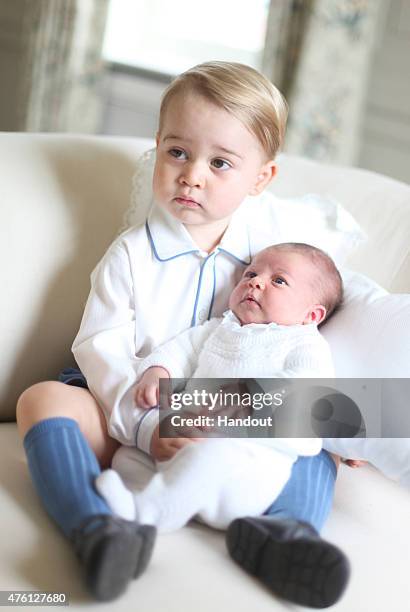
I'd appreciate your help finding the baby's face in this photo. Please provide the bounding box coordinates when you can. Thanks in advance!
[229,249,326,326]
[153,91,274,237]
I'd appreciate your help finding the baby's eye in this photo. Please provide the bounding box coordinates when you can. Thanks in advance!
[169,148,187,160]
[211,158,231,170]
[244,271,257,278]
[273,277,287,286]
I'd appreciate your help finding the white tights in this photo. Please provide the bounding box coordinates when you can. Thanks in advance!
[96,439,294,532]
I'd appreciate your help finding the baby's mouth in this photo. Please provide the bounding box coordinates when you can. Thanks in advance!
[242,295,260,307]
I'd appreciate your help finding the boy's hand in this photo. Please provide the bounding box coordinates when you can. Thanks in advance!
[134,366,170,409]
[150,424,201,462]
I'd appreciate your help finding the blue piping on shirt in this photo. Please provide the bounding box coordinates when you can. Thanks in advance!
[207,253,217,320]
[146,221,199,261]
[135,406,158,449]
[217,247,250,265]
[146,221,250,325]
[191,252,215,327]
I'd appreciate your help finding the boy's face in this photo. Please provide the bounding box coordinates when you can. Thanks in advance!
[153,91,275,237]
[229,249,326,326]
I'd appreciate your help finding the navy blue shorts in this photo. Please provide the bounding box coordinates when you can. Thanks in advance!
[58,367,88,389]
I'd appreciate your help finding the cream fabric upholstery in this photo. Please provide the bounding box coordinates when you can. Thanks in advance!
[2,422,410,611]
[273,153,410,293]
[1,133,410,611]
[1,132,409,421]
[1,133,151,420]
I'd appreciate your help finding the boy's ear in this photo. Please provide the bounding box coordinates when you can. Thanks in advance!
[155,132,160,147]
[249,161,277,196]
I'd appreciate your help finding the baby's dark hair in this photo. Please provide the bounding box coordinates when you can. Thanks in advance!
[265,242,343,324]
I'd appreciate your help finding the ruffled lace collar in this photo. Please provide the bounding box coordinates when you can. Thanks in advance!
[221,310,317,334]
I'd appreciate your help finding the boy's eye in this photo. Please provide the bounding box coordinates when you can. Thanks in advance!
[244,271,257,278]
[169,148,187,160]
[273,277,287,286]
[211,158,231,170]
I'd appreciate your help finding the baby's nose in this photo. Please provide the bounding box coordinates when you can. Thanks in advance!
[249,276,265,290]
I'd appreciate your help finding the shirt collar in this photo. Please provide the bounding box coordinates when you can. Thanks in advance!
[216,203,252,264]
[222,309,318,331]
[146,196,279,263]
[146,204,199,261]
[222,309,279,330]
[219,195,284,264]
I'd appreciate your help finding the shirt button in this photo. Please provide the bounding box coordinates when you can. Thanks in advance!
[198,308,207,321]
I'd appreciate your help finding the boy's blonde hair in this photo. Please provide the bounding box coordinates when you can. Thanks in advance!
[158,61,288,160]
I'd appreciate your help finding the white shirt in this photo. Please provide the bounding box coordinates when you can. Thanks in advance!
[72,201,283,451]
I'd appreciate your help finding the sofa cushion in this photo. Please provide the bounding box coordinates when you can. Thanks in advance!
[2,422,410,610]
[0,133,151,420]
[1,133,409,422]
[272,153,410,293]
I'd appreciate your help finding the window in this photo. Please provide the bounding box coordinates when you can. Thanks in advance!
[103,0,270,76]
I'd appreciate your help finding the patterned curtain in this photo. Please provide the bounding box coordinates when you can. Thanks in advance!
[18,0,109,132]
[262,0,384,164]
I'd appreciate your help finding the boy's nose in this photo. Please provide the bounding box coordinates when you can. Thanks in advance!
[179,163,205,188]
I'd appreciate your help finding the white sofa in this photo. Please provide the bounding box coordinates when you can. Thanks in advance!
[1,132,410,611]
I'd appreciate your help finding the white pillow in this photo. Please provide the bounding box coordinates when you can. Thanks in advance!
[322,269,410,378]
[120,148,366,265]
[120,148,156,233]
[321,271,410,487]
[244,191,366,266]
[323,438,410,489]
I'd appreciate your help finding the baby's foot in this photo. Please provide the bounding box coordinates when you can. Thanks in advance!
[96,469,136,521]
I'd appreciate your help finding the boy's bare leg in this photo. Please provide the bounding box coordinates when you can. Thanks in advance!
[16,381,156,601]
[17,381,119,467]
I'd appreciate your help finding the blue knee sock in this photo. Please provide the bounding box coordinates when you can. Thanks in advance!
[264,450,337,533]
[23,417,113,538]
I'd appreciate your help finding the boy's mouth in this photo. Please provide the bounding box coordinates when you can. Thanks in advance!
[174,196,201,208]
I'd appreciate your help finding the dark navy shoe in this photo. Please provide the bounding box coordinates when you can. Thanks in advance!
[226,516,350,609]
[72,515,156,601]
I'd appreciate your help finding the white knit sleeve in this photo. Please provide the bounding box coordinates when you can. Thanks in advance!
[251,334,332,458]
[137,318,220,380]
[281,336,335,378]
[72,241,147,447]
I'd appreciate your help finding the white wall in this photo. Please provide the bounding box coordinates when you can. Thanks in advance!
[101,0,410,184]
[101,69,166,139]
[357,0,410,184]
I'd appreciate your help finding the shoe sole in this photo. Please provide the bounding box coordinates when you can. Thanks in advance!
[134,525,157,579]
[226,518,350,609]
[88,524,157,601]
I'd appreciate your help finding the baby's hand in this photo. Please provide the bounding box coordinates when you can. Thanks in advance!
[134,366,170,409]
[150,424,201,462]
[343,459,367,468]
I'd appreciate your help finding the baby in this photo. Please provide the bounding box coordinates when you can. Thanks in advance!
[96,242,343,534]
